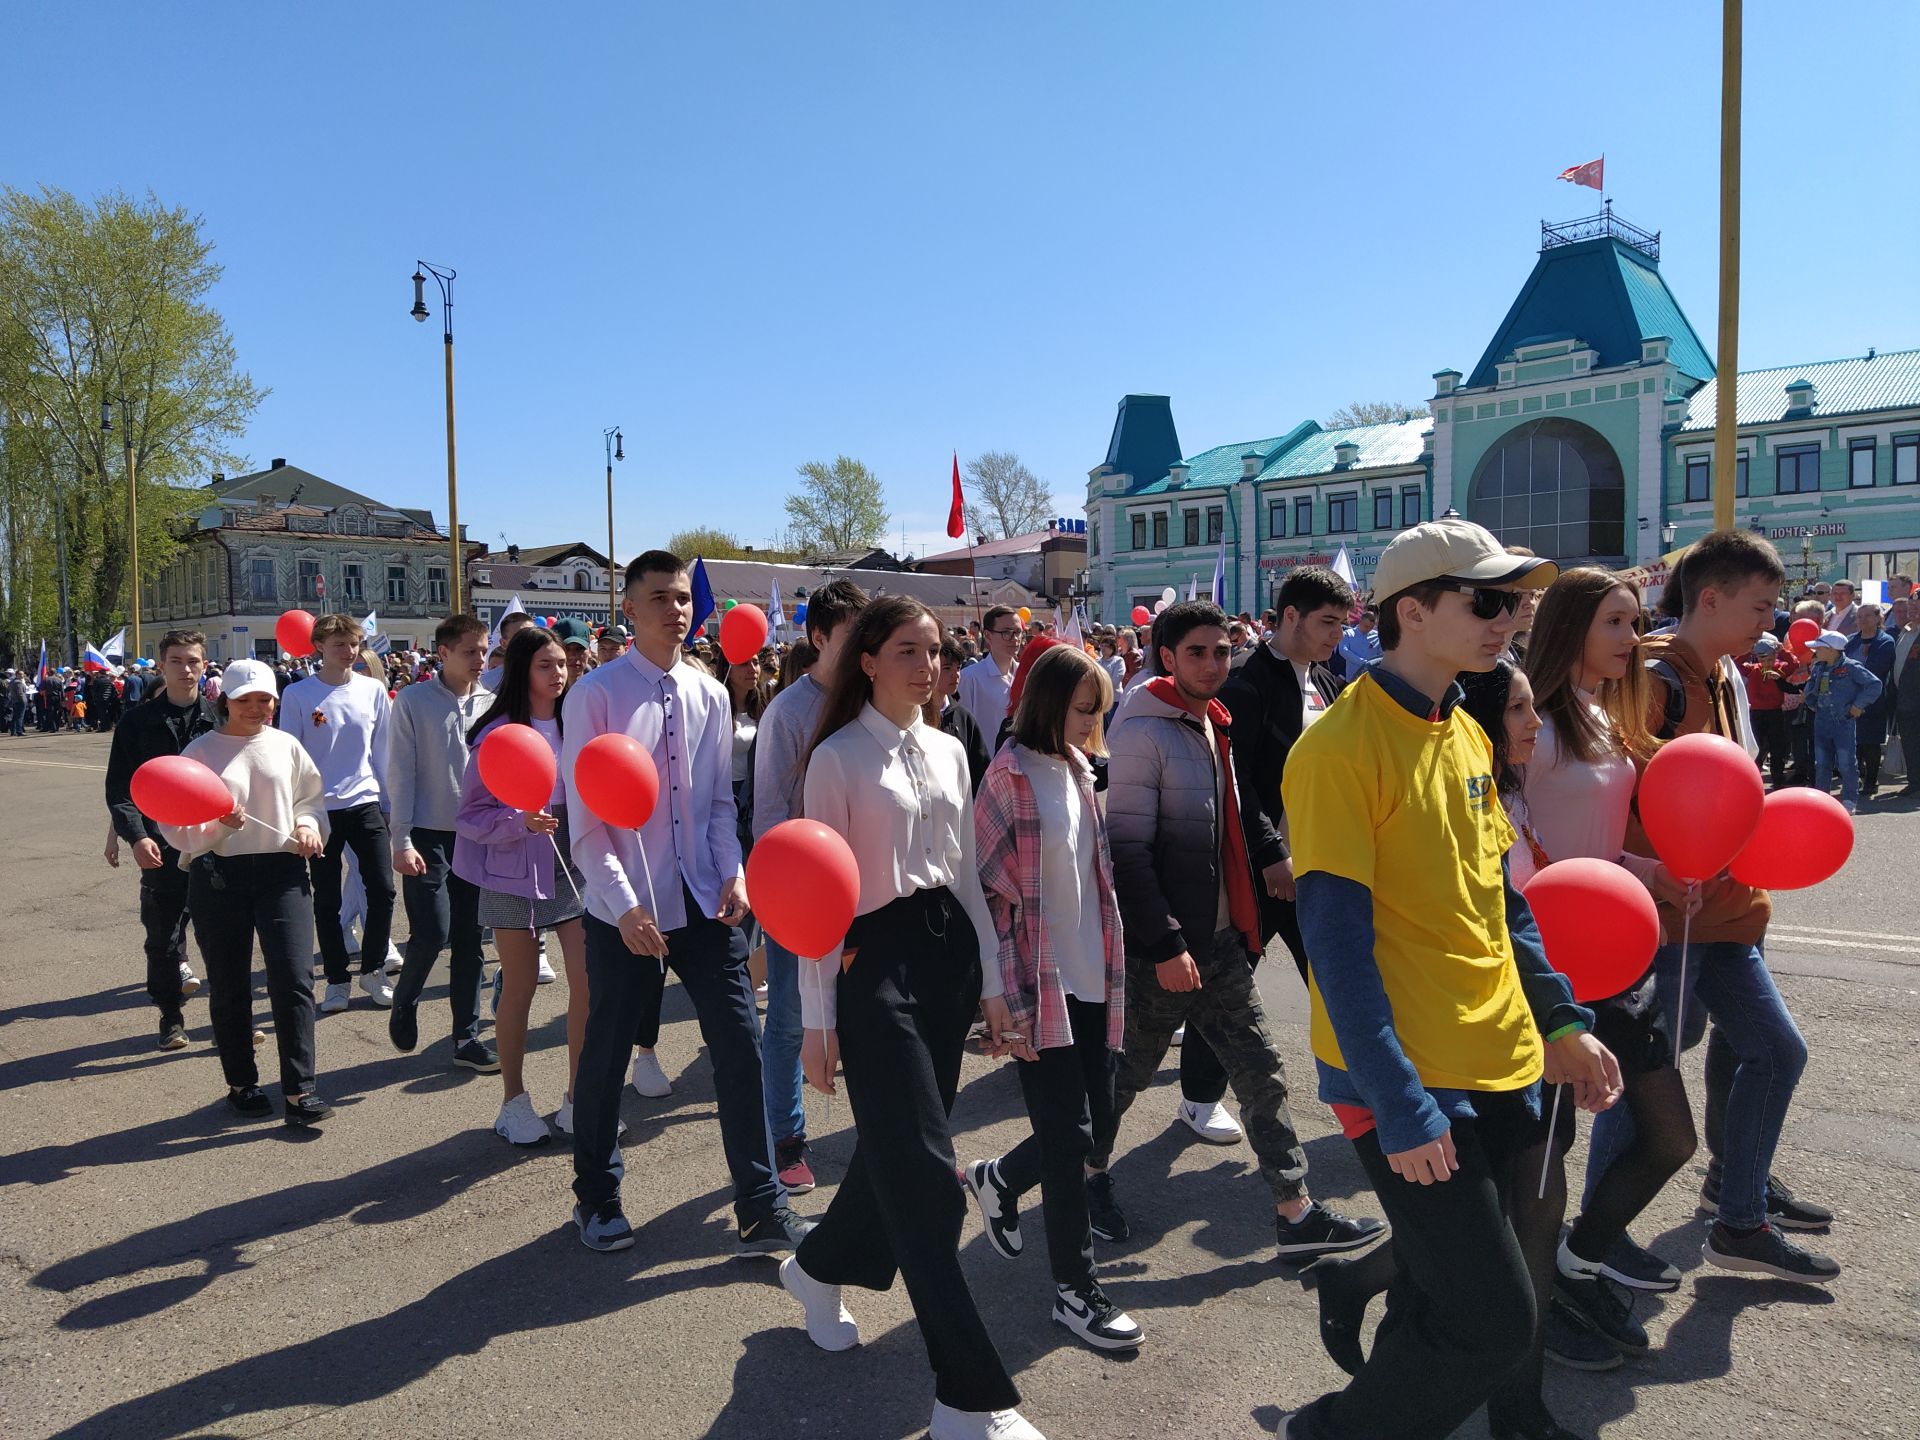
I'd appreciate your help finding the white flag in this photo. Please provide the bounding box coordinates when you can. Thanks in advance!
[1059,604,1083,646]
[1187,574,1198,602]
[362,610,389,656]
[489,593,526,649]
[768,577,785,633]
[101,627,127,661]
[1332,545,1357,586]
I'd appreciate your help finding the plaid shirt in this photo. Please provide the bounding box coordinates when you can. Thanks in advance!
[974,744,1126,1051]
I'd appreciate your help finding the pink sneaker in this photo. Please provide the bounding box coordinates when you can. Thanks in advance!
[776,1137,816,1194]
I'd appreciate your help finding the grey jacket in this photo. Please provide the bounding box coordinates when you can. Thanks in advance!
[386,677,490,842]
[752,672,823,840]
[1107,682,1249,966]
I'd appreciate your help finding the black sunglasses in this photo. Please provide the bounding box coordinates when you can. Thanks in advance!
[1440,582,1523,620]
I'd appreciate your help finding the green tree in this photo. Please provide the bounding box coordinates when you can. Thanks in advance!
[784,455,889,555]
[962,450,1055,540]
[0,187,263,654]
[664,525,752,560]
[1324,400,1430,428]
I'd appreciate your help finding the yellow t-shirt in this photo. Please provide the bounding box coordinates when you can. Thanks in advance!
[1283,672,1542,1093]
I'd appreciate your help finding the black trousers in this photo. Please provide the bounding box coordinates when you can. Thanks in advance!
[1751,709,1792,785]
[308,802,395,984]
[1183,896,1310,1105]
[141,860,192,1024]
[1858,715,1887,795]
[390,828,484,1045]
[794,887,1017,1414]
[572,892,779,1219]
[1297,1088,1541,1440]
[1788,711,1814,785]
[1900,712,1920,791]
[188,852,318,1097]
[997,996,1117,1288]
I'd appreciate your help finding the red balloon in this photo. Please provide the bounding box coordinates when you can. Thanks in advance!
[275,609,315,657]
[1786,616,1820,650]
[130,755,235,827]
[1638,732,1764,882]
[1131,605,1151,626]
[572,733,659,829]
[746,819,861,958]
[1523,858,1662,1002]
[1729,789,1855,889]
[477,723,557,813]
[719,603,770,664]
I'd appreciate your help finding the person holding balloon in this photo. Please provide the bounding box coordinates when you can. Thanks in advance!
[156,658,332,1126]
[454,625,589,1147]
[780,594,1040,1440]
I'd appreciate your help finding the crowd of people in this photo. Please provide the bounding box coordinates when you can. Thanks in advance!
[81,520,1861,1440]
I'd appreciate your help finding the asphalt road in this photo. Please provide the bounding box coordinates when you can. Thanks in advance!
[2,730,1915,1439]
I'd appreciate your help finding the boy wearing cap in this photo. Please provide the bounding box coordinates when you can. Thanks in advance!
[1808,629,1881,813]
[1281,519,1621,1440]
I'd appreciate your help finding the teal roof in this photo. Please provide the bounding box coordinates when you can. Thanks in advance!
[1678,349,1920,431]
[1468,236,1715,387]
[1256,419,1429,481]
[1131,420,1315,494]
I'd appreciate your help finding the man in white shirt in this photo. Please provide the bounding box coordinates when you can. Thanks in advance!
[1335,607,1381,678]
[958,604,1022,741]
[1827,579,1860,637]
[478,610,534,691]
[751,577,868,1195]
[280,614,395,1012]
[562,549,809,1256]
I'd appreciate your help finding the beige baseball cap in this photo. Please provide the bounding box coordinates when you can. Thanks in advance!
[1371,518,1558,599]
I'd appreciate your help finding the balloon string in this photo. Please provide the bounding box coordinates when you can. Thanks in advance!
[1537,1082,1565,1200]
[1675,882,1697,1043]
[636,838,664,976]
[547,830,581,904]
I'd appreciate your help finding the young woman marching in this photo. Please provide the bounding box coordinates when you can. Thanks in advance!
[963,644,1143,1352]
[454,625,591,1147]
[163,659,331,1127]
[777,596,1043,1440]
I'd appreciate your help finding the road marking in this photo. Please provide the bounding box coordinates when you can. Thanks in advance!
[1769,934,1917,958]
[0,756,108,773]
[1772,924,1920,947]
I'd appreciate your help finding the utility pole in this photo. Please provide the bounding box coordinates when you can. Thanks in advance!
[1713,0,1742,532]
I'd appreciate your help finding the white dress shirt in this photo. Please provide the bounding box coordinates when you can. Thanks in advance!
[957,659,1014,740]
[800,703,1003,1028]
[560,645,742,932]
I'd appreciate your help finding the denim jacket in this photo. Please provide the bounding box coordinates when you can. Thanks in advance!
[1805,656,1883,725]
[452,719,563,900]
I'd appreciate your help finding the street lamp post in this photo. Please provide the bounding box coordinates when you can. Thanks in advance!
[101,396,139,661]
[410,262,462,612]
[1661,521,1678,551]
[603,426,624,626]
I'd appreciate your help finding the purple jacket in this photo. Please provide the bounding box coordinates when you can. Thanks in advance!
[453,719,563,900]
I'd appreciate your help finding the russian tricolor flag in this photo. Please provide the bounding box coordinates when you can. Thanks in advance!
[81,641,109,672]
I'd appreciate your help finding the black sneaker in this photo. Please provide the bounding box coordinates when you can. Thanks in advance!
[283,1094,334,1128]
[1557,1231,1679,1292]
[1274,1202,1387,1260]
[226,1084,273,1117]
[574,1200,635,1252]
[963,1159,1022,1259]
[1697,1168,1834,1232]
[452,1039,500,1073]
[1086,1171,1130,1243]
[1541,1294,1623,1372]
[1052,1279,1144,1351]
[388,1002,418,1053]
[737,1205,815,1256]
[1702,1221,1840,1284]
[158,1017,188,1051]
[1553,1273,1647,1354]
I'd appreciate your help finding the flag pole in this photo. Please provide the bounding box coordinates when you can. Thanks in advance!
[1713,1,1742,533]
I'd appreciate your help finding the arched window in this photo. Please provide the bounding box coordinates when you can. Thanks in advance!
[574,569,588,590]
[1467,418,1626,561]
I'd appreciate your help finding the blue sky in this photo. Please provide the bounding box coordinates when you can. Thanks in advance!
[5,1,1916,563]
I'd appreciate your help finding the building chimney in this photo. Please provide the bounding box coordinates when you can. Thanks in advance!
[507,543,520,562]
[976,533,989,546]
[211,471,225,485]
[1240,451,1262,479]
[270,458,287,470]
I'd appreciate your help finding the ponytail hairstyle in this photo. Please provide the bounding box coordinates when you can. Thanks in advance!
[805,595,939,763]
[468,625,567,746]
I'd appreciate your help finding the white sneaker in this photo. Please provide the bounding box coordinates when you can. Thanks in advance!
[319,982,351,1015]
[358,971,394,1008]
[494,1092,551,1147]
[1177,1098,1244,1145]
[929,1400,1045,1440]
[384,942,404,977]
[535,945,557,984]
[178,962,201,999]
[629,1051,672,1098]
[779,1255,858,1352]
[553,1100,626,1139]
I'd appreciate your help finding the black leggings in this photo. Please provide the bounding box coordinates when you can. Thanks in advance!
[1568,1065,1697,1258]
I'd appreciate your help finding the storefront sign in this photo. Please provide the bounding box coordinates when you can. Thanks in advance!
[1770,523,1846,539]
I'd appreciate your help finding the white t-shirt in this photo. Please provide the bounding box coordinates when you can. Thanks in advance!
[1028,751,1106,1003]
[279,671,391,807]
[532,716,564,808]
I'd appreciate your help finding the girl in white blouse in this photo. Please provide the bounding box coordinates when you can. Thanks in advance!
[163,658,331,1126]
[777,596,1042,1440]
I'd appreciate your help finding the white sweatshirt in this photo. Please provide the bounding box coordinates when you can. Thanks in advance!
[163,728,331,858]
[279,672,391,808]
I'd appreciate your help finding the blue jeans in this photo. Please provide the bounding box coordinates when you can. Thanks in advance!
[1584,941,1807,1230]
[761,936,807,1144]
[1813,716,1860,807]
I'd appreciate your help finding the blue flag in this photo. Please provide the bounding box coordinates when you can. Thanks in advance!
[690,557,716,636]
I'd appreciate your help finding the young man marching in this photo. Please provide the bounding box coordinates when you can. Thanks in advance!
[386,613,496,1071]
[280,614,396,1012]
[104,629,220,1050]
[1282,519,1622,1440]
[562,550,807,1255]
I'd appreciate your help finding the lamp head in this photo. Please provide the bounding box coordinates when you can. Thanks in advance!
[410,270,430,322]
[614,430,624,462]
[100,400,112,433]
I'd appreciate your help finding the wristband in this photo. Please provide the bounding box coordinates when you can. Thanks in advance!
[1545,1021,1588,1043]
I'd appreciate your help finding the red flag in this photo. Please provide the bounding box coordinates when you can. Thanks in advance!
[946,453,965,539]
[1557,157,1604,191]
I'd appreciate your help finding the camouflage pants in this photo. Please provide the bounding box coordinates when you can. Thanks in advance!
[1097,927,1308,1201]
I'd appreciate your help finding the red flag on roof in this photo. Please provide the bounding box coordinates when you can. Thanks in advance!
[946,453,965,539]
[1557,157,1604,191]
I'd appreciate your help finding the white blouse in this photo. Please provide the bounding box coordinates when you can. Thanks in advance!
[800,703,1003,1028]
[1028,750,1106,1004]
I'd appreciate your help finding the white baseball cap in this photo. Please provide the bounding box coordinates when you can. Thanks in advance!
[1371,517,1558,599]
[221,658,279,701]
